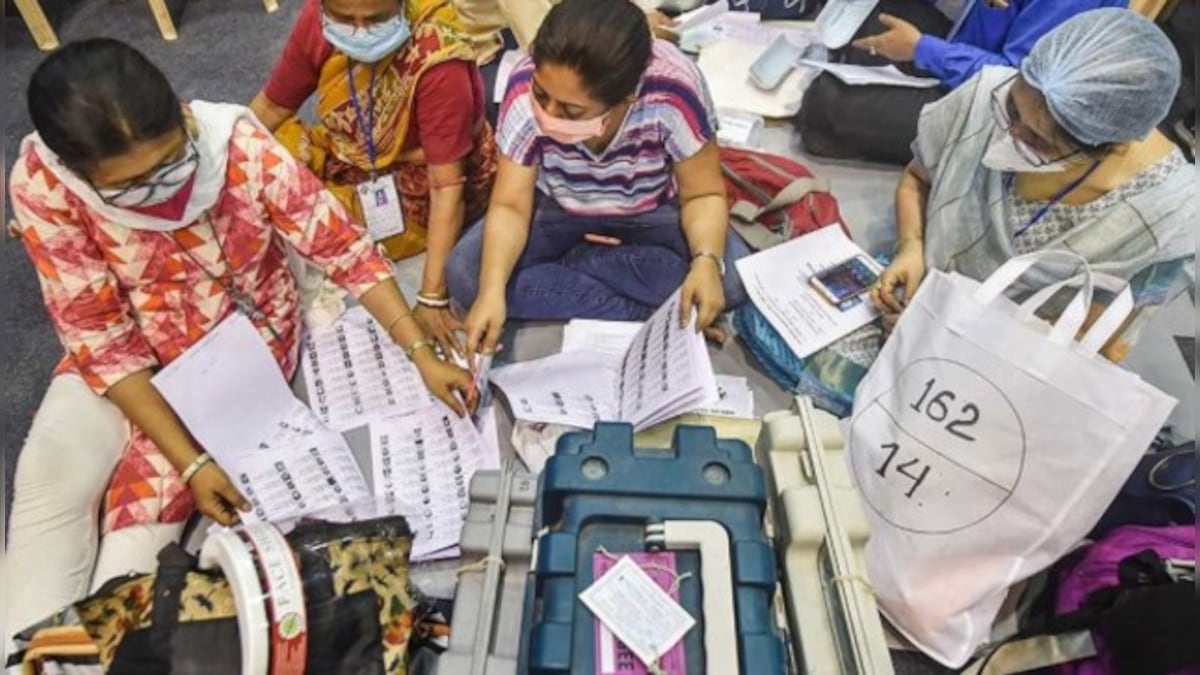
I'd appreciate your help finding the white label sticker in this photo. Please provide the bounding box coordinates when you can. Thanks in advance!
[579,556,696,669]
[357,176,405,241]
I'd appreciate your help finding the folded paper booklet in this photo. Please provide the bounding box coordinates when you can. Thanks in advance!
[491,289,719,431]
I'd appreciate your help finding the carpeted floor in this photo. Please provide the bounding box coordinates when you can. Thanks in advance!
[3,0,306,519]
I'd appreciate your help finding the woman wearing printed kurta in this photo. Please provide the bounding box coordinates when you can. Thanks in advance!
[5,39,474,636]
[250,0,496,358]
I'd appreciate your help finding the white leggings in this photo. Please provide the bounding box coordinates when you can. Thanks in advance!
[4,375,184,639]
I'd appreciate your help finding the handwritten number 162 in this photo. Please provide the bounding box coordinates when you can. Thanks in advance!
[910,378,979,441]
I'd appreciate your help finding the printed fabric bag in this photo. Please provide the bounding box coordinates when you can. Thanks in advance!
[719,146,846,251]
[844,252,1177,667]
[961,524,1198,675]
[8,516,419,675]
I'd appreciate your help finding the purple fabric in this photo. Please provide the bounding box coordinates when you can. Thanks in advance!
[1055,525,1197,675]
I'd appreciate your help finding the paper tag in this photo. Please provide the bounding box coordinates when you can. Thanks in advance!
[579,556,696,669]
[357,176,405,241]
[593,552,687,675]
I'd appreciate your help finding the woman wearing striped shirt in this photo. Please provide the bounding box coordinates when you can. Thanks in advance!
[448,0,749,354]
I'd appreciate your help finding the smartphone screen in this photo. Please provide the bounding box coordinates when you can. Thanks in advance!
[814,256,880,304]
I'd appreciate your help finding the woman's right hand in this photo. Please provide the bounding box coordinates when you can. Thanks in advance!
[413,348,475,417]
[189,462,251,526]
[464,290,507,364]
[871,239,926,314]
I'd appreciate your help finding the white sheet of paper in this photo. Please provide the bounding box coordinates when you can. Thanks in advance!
[695,375,756,418]
[669,0,728,33]
[225,403,371,525]
[561,319,644,366]
[579,556,696,669]
[799,60,940,88]
[367,404,489,560]
[152,313,295,452]
[357,176,406,241]
[616,290,719,430]
[736,226,881,359]
[493,50,525,103]
[302,306,434,431]
[474,403,503,471]
[697,37,816,119]
[716,109,764,147]
[490,351,618,428]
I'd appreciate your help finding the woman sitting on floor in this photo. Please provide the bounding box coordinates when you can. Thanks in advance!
[250,0,495,357]
[742,8,1194,416]
[5,39,473,636]
[450,0,750,355]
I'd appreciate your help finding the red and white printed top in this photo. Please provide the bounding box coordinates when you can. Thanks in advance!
[9,116,393,531]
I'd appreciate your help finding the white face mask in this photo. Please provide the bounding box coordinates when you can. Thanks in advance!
[982,132,1073,174]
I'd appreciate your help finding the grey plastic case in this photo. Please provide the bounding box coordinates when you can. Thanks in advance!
[436,462,538,675]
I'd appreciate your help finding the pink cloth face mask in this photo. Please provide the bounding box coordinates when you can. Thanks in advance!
[531,96,608,145]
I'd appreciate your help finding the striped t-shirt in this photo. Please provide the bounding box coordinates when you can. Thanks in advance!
[496,40,718,217]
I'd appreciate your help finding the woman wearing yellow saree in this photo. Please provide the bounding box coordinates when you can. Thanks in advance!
[251,0,496,354]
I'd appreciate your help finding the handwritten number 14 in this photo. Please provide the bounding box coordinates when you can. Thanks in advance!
[876,442,930,499]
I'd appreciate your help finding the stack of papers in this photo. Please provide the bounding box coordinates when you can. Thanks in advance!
[154,308,499,562]
[799,60,940,88]
[491,290,719,432]
[735,226,881,359]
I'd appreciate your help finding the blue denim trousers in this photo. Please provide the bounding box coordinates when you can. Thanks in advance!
[446,200,750,321]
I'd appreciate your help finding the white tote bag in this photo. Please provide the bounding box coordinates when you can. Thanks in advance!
[845,252,1177,667]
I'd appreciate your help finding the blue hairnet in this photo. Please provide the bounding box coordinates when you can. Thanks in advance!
[1021,8,1180,147]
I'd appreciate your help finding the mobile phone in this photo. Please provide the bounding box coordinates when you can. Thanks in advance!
[809,254,882,307]
[750,35,804,91]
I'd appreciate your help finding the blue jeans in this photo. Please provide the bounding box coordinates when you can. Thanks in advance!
[446,201,751,321]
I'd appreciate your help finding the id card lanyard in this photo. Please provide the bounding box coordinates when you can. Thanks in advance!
[347,64,379,179]
[1006,160,1102,241]
[346,64,406,241]
[170,221,282,344]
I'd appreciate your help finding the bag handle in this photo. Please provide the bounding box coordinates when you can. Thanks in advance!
[961,631,1098,675]
[733,176,830,222]
[974,252,1094,346]
[1076,275,1135,355]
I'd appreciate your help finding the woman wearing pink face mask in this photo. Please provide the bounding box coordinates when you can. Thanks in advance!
[448,0,750,355]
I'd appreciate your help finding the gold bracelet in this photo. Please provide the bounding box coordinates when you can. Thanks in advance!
[385,312,414,337]
[181,452,213,484]
[404,339,436,360]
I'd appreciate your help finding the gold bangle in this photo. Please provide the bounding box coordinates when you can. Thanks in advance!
[385,312,414,337]
[404,339,436,360]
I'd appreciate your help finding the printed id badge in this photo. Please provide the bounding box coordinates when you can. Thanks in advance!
[357,176,405,241]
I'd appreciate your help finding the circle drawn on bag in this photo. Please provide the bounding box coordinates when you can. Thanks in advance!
[848,357,1026,534]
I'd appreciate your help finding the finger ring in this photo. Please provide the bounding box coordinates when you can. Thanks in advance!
[869,46,877,56]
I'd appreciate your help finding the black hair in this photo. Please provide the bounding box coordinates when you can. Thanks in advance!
[27,38,183,172]
[531,0,653,108]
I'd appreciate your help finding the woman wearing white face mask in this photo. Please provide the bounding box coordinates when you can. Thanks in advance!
[450,0,752,357]
[250,0,496,360]
[871,8,1193,358]
[737,9,1193,418]
[5,39,475,636]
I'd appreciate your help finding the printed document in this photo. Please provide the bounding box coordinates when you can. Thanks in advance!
[736,226,881,358]
[152,314,370,524]
[799,60,940,88]
[491,290,719,431]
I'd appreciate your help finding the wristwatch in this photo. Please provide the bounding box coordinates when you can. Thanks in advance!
[692,251,726,276]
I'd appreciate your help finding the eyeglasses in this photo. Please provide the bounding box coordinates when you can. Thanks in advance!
[320,13,402,37]
[93,129,199,208]
[989,75,1083,168]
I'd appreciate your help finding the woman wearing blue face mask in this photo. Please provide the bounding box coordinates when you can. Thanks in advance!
[250,0,496,359]
[738,9,1194,417]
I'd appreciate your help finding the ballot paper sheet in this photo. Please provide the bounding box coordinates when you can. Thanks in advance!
[492,291,717,431]
[736,226,881,359]
[302,306,435,432]
[367,404,492,560]
[152,314,370,524]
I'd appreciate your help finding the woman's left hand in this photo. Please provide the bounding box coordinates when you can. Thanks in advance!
[414,304,466,360]
[680,260,726,331]
[852,14,922,62]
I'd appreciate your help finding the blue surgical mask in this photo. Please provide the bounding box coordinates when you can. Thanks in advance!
[321,13,411,63]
